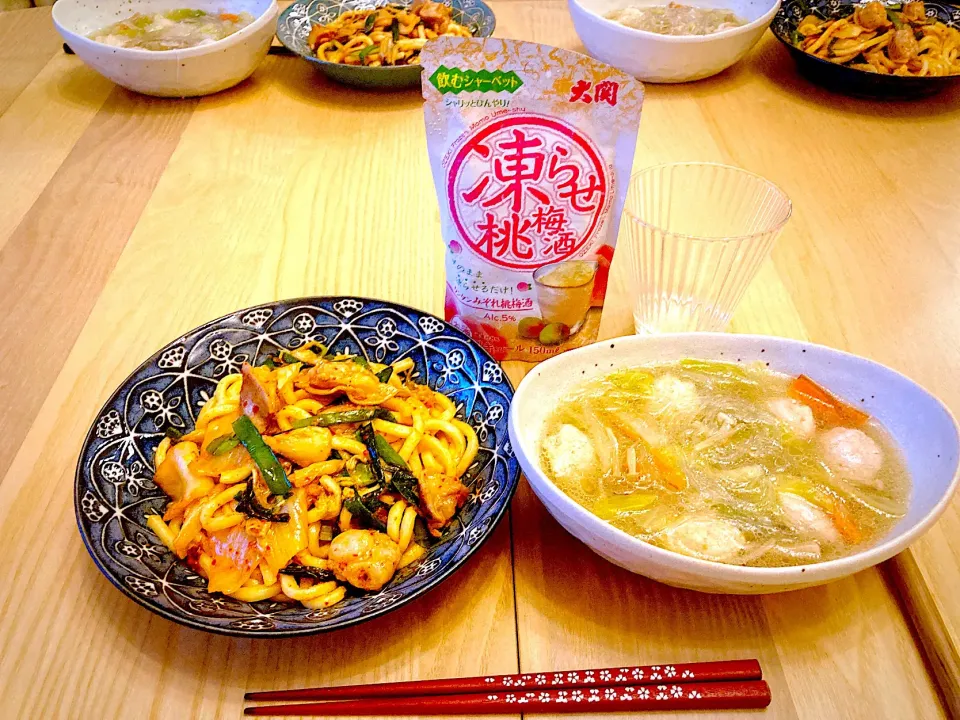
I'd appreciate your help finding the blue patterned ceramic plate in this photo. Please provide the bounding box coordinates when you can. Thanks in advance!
[276,0,496,89]
[772,0,960,98]
[75,297,519,637]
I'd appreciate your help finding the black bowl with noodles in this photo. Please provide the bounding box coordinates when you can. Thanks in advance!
[771,0,960,98]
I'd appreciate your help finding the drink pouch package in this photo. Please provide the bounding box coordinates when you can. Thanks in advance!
[422,37,643,361]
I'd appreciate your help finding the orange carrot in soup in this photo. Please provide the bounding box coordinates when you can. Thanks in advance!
[830,501,862,544]
[220,13,241,22]
[651,445,687,491]
[788,374,869,428]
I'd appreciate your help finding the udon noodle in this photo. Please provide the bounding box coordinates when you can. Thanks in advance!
[794,1,960,77]
[307,1,473,67]
[148,348,477,609]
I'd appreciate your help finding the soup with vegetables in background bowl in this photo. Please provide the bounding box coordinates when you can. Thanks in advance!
[89,9,255,50]
[606,3,746,35]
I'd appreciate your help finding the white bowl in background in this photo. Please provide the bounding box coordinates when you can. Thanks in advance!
[53,0,278,97]
[508,333,960,594]
[568,0,780,83]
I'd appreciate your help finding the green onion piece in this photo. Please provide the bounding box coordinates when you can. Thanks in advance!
[359,44,379,61]
[347,462,378,486]
[790,28,801,46]
[374,433,409,470]
[262,358,277,369]
[281,351,309,366]
[232,416,291,496]
[886,8,903,29]
[376,366,394,384]
[291,408,379,429]
[352,355,370,369]
[391,17,400,42]
[363,10,378,32]
[166,8,206,20]
[208,434,240,456]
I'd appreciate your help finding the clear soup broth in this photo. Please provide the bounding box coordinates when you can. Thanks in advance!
[540,359,909,567]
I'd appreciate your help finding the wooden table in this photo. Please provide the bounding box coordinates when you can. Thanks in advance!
[1,4,959,719]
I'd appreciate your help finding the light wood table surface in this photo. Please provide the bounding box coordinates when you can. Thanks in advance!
[1,3,958,719]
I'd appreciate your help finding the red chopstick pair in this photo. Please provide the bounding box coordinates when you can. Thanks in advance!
[244,659,770,715]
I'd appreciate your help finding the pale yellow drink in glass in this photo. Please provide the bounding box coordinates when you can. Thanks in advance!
[533,260,598,334]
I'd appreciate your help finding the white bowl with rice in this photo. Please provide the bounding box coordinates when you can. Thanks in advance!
[568,0,781,82]
[52,0,278,97]
[508,333,960,594]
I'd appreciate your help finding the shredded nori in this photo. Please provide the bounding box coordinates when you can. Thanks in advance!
[279,565,335,582]
[235,484,290,523]
[344,495,386,532]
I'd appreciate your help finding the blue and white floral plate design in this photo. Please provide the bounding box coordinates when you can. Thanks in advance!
[75,297,519,637]
[277,0,496,89]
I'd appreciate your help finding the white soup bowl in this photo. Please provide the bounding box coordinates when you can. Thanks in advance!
[53,0,278,97]
[508,333,959,594]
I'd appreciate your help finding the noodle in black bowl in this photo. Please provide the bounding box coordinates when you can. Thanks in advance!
[277,0,496,89]
[75,297,519,637]
[771,0,960,99]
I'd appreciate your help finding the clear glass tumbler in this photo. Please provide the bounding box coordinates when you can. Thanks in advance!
[619,163,792,334]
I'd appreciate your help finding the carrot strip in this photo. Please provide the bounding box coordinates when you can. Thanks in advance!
[788,374,869,428]
[830,501,862,544]
[651,446,687,491]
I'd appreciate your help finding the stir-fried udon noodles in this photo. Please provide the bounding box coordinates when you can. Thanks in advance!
[794,1,960,77]
[307,1,473,67]
[148,348,477,609]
